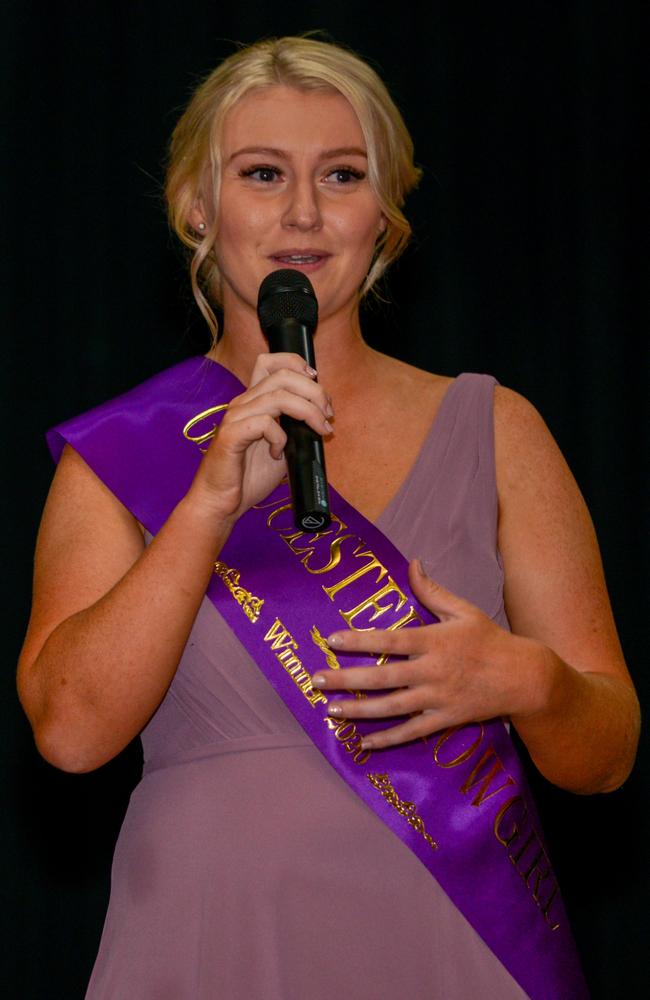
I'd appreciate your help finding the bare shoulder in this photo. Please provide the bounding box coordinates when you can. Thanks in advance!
[493,384,557,457]
[20,446,144,671]
[492,385,593,546]
[492,384,592,572]
[37,445,144,567]
[493,385,575,496]
[492,385,630,682]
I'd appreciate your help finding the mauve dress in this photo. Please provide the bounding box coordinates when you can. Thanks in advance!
[86,373,529,999]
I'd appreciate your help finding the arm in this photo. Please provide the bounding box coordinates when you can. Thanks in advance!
[493,386,639,792]
[18,354,333,773]
[310,388,639,794]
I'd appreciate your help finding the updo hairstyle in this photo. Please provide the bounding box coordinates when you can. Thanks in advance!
[165,36,421,339]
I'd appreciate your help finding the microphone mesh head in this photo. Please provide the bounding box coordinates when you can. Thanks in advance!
[257,269,318,329]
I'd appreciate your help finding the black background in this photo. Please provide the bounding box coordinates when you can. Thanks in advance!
[3,2,648,997]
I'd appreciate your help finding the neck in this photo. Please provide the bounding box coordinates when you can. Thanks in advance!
[206,296,379,396]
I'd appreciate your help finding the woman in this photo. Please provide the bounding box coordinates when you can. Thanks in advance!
[18,36,638,1000]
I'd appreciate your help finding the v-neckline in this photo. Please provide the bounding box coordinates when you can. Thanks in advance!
[332,374,462,528]
[200,353,461,530]
[371,375,463,529]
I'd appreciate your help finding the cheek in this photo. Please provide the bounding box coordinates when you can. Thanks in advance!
[337,199,384,244]
[332,211,383,263]
[216,199,274,259]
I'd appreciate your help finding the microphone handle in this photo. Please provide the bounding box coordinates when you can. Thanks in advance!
[267,318,331,530]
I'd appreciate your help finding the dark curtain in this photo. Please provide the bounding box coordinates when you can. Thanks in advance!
[4,2,647,996]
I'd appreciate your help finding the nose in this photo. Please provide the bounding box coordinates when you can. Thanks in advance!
[281,178,322,232]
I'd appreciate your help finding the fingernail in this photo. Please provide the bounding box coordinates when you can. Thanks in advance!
[360,739,372,750]
[326,402,335,418]
[305,365,318,377]
[311,674,326,688]
[327,704,344,717]
[415,558,427,577]
[327,634,343,648]
[324,420,334,434]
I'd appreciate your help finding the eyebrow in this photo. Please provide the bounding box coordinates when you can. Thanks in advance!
[227,145,368,163]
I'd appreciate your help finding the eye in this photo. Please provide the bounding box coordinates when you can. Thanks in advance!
[240,165,282,183]
[324,167,366,184]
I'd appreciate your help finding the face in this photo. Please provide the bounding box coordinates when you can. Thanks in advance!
[206,85,385,326]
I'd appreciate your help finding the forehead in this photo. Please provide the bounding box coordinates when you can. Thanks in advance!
[222,85,366,155]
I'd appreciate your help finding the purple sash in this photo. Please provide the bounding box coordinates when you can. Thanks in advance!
[47,357,588,1000]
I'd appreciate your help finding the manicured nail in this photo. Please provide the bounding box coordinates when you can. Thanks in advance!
[311,674,326,688]
[360,739,373,750]
[326,401,335,418]
[416,558,427,577]
[324,420,334,434]
[328,704,344,716]
[305,365,318,377]
[327,634,343,648]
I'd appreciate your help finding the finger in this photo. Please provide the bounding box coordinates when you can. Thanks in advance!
[249,352,319,388]
[227,388,333,437]
[240,368,333,418]
[312,661,421,691]
[326,687,425,720]
[359,711,448,750]
[408,559,479,622]
[196,412,288,506]
[325,625,431,658]
[215,413,287,460]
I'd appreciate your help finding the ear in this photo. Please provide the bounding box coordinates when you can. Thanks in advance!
[188,200,207,233]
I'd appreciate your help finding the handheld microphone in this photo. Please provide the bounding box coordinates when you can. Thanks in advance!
[257,269,331,531]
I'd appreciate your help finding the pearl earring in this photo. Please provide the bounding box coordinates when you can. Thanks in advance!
[198,222,206,232]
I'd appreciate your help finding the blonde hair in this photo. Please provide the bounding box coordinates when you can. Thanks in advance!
[165,36,422,339]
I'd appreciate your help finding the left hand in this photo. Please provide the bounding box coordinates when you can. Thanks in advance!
[311,559,547,749]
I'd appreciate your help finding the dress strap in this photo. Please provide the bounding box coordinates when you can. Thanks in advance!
[377,373,506,623]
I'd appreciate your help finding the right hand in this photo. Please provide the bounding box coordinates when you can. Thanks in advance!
[188,352,333,523]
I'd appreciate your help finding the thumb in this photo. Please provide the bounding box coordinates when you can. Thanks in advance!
[409,559,475,622]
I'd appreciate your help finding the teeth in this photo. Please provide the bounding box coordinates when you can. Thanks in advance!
[279,254,319,263]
